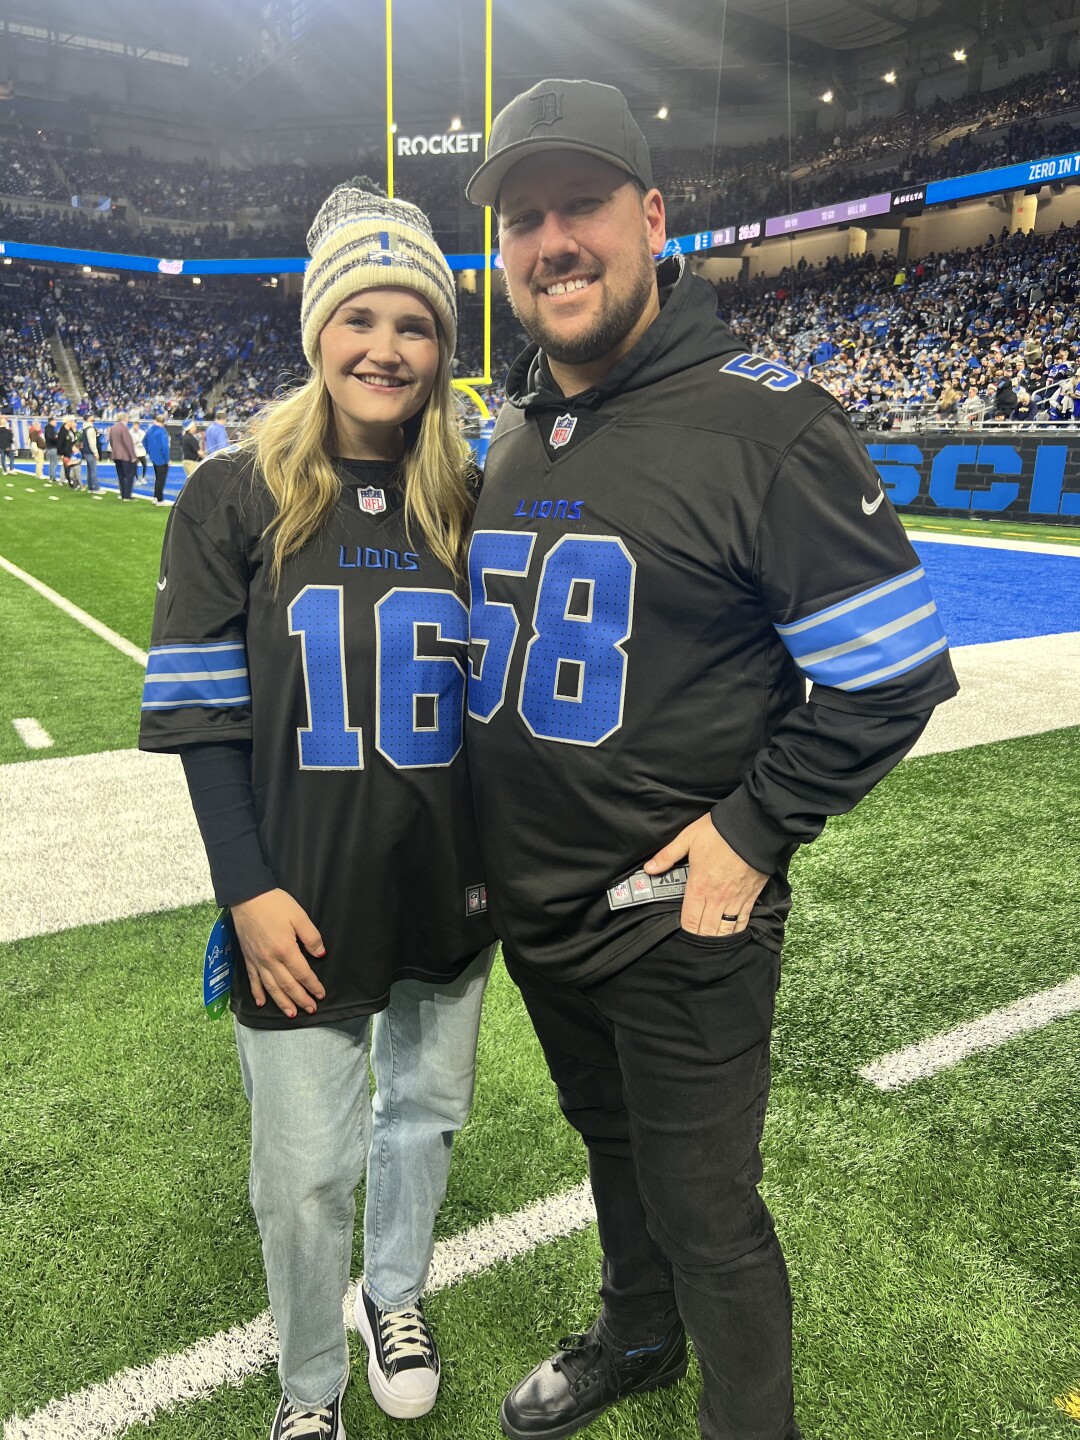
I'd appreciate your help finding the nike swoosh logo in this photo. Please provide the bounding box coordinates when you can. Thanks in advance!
[157,577,167,591]
[861,488,885,515]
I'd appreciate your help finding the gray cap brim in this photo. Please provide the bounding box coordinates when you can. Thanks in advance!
[466,139,641,210]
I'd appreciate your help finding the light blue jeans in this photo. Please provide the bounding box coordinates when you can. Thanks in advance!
[234,946,494,1408]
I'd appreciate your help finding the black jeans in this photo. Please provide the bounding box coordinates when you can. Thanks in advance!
[506,929,801,1440]
[116,459,136,500]
[152,461,169,502]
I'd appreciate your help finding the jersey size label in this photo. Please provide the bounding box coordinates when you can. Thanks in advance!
[607,866,688,910]
[203,909,237,1019]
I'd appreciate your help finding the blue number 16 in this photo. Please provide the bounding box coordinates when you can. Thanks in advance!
[288,584,467,770]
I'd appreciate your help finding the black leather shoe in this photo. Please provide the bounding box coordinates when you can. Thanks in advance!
[499,1320,687,1439]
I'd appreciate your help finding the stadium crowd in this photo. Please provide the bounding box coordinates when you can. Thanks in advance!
[3,61,1080,436]
[5,219,1080,432]
[719,222,1080,423]
[1,65,1078,258]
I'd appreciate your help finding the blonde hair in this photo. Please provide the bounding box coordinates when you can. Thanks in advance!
[244,339,475,591]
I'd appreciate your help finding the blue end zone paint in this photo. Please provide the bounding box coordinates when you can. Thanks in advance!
[913,542,1080,646]
[12,468,1078,646]
[15,461,189,502]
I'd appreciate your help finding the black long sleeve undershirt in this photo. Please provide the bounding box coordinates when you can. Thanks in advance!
[180,741,277,908]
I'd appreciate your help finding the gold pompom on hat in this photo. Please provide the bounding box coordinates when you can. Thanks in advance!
[300,177,457,363]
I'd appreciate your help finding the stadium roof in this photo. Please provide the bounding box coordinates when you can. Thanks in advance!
[1,0,1075,136]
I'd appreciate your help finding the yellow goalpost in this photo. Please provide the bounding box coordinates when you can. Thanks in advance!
[384,0,494,419]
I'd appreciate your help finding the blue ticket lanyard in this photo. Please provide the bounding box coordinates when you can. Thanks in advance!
[203,909,236,1019]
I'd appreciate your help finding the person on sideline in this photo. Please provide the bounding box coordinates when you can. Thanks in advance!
[204,408,230,456]
[81,415,102,495]
[0,419,14,473]
[108,412,137,500]
[43,416,60,483]
[28,419,45,478]
[144,415,172,505]
[56,415,82,488]
[139,180,494,1440]
[463,80,958,1440]
[130,417,149,482]
[181,420,204,478]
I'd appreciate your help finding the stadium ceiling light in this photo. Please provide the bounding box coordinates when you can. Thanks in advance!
[820,89,834,103]
[953,48,967,62]
[450,116,462,131]
[883,70,897,84]
[657,105,669,119]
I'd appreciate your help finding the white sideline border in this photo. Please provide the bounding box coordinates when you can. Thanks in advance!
[859,975,1080,1091]
[907,530,1080,557]
[2,1182,595,1440]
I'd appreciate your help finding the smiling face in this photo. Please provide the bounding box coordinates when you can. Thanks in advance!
[497,151,666,393]
[318,287,440,459]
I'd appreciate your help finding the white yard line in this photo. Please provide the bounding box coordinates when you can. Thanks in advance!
[11,718,52,750]
[1,1182,595,1440]
[0,555,148,666]
[859,975,1080,1091]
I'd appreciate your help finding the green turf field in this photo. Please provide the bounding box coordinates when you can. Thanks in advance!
[1,480,1078,1440]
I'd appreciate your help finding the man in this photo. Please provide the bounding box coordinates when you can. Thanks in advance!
[181,419,204,479]
[108,412,138,501]
[43,416,60,483]
[144,414,172,505]
[463,80,957,1440]
[961,384,987,427]
[81,414,102,496]
[28,419,45,479]
[0,418,13,473]
[203,409,229,456]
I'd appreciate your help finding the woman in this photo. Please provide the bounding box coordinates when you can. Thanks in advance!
[139,181,495,1440]
[130,417,148,479]
[56,414,83,488]
[934,381,960,423]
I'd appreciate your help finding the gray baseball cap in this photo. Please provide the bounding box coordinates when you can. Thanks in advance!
[466,78,653,209]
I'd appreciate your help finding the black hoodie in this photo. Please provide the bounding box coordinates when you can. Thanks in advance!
[467,258,957,982]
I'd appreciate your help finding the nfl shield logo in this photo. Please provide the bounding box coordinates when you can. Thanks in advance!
[358,486,386,514]
[549,413,577,449]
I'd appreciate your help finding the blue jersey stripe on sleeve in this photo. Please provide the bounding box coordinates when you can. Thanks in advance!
[141,694,252,711]
[140,674,251,710]
[145,642,248,678]
[836,634,950,691]
[775,566,949,692]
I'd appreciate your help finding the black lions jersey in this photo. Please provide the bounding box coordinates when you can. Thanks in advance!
[140,452,493,1026]
[467,261,956,984]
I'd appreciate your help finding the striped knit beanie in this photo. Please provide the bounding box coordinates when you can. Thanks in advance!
[301,178,457,363]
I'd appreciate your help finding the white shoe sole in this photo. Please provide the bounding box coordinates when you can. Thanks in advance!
[353,1289,439,1419]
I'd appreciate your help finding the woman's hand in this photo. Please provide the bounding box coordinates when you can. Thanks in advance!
[231,889,327,1018]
